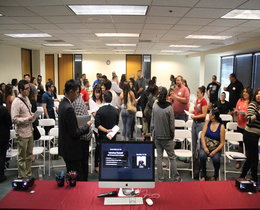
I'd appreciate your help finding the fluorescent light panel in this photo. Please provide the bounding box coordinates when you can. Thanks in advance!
[63,49,86,52]
[96,33,139,37]
[68,5,148,15]
[170,45,200,48]
[222,9,260,20]
[5,33,51,38]
[161,50,182,53]
[106,44,136,46]
[186,35,232,40]
[43,43,74,47]
[112,49,134,52]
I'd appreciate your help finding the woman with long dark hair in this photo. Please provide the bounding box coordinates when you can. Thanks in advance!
[5,84,15,114]
[11,79,18,97]
[234,87,252,169]
[240,89,260,183]
[199,107,225,181]
[119,74,126,89]
[120,82,136,141]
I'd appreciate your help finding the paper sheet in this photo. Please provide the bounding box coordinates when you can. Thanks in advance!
[106,125,120,140]
[184,110,194,117]
[32,110,42,122]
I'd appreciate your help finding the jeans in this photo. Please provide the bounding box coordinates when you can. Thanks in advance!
[240,130,259,183]
[175,114,188,122]
[199,148,221,178]
[121,108,134,140]
[17,136,34,178]
[155,139,180,181]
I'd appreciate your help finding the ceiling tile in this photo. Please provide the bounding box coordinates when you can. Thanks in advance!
[177,18,214,25]
[239,0,260,9]
[172,24,202,31]
[0,6,37,16]
[0,24,33,30]
[0,17,19,24]
[152,0,199,7]
[199,26,230,32]
[148,6,190,17]
[112,16,146,23]
[26,6,73,16]
[143,24,173,30]
[106,0,152,5]
[17,0,64,6]
[44,16,79,24]
[29,23,59,30]
[185,8,230,18]
[146,16,180,24]
[238,20,260,28]
[11,16,49,24]
[208,19,247,26]
[195,0,248,9]
[56,23,87,29]
[78,16,113,23]
[115,23,143,29]
[87,23,114,29]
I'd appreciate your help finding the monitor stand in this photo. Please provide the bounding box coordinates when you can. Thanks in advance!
[118,188,135,197]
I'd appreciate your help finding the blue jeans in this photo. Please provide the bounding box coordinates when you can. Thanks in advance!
[121,108,134,140]
[199,148,221,178]
[175,114,188,122]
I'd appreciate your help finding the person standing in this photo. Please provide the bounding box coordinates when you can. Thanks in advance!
[170,75,190,121]
[224,73,244,110]
[95,91,119,142]
[240,89,260,183]
[81,79,90,106]
[234,87,252,169]
[11,79,18,97]
[136,70,146,99]
[58,79,91,181]
[119,74,127,89]
[92,73,101,88]
[112,75,122,95]
[199,108,225,181]
[207,75,221,106]
[5,84,15,114]
[11,80,34,178]
[36,75,45,106]
[151,87,181,182]
[71,94,92,181]
[190,86,208,179]
[24,74,37,112]
[0,92,12,182]
[120,83,136,141]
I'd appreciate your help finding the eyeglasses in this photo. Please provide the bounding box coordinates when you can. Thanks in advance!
[24,87,30,90]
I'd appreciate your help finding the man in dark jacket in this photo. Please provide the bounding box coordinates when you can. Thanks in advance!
[58,79,92,181]
[95,91,119,141]
[0,92,12,182]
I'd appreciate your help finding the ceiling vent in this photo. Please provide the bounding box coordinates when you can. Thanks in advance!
[44,39,65,43]
[139,40,152,43]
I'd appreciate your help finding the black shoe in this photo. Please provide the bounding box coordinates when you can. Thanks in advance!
[0,175,7,182]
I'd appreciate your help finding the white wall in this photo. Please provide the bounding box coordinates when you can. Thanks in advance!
[82,54,126,85]
[0,44,22,83]
[204,54,221,86]
[151,55,200,95]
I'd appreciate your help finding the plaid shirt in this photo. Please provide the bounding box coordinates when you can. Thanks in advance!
[71,96,92,141]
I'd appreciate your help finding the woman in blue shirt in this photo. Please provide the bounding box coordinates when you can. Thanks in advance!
[199,107,225,181]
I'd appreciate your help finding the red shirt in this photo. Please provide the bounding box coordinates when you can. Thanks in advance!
[171,85,190,115]
[236,98,248,128]
[194,98,207,121]
[81,88,89,103]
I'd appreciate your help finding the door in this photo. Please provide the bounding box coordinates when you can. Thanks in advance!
[21,49,32,76]
[45,54,55,84]
[126,55,142,81]
[58,54,73,94]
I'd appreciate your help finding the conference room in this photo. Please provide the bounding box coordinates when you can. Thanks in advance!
[0,0,260,209]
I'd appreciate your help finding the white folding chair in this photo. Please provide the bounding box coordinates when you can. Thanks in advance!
[154,148,170,178]
[38,127,54,151]
[135,111,143,141]
[174,130,193,178]
[220,114,233,123]
[48,127,59,146]
[89,133,95,174]
[48,147,66,176]
[175,120,186,129]
[5,130,18,172]
[39,118,56,128]
[224,132,246,180]
[185,120,193,131]
[37,106,44,119]
[226,122,237,132]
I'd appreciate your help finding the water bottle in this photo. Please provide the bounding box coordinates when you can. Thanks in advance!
[38,166,43,180]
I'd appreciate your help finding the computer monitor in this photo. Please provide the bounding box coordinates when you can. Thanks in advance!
[99,141,155,192]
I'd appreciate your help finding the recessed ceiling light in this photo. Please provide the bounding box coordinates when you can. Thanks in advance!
[43,43,74,47]
[221,9,260,19]
[161,50,182,53]
[112,49,134,52]
[0,14,3,16]
[5,33,51,38]
[169,45,200,48]
[96,33,139,37]
[63,49,86,52]
[106,44,136,47]
[68,5,148,15]
[186,35,232,40]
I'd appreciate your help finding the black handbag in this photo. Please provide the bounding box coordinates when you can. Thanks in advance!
[205,137,220,153]
[18,97,41,140]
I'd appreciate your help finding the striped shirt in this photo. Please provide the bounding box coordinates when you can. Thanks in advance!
[245,101,260,136]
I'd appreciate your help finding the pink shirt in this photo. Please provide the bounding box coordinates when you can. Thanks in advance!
[236,99,249,128]
[171,85,190,115]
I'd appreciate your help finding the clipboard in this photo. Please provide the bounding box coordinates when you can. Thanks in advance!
[76,115,91,127]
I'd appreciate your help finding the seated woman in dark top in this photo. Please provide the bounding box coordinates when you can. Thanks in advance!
[199,107,225,181]
[216,92,232,114]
